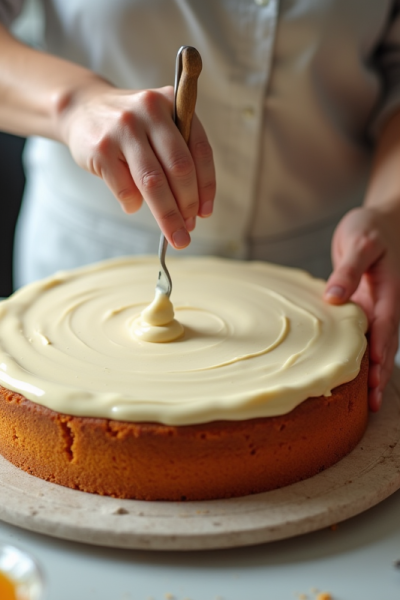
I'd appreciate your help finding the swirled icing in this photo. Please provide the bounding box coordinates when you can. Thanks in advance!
[132,289,184,343]
[0,257,368,425]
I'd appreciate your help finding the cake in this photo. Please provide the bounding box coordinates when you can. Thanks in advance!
[0,257,368,501]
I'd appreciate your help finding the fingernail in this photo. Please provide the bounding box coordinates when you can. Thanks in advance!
[200,200,213,217]
[375,391,383,411]
[185,217,196,232]
[172,228,191,249]
[325,285,346,300]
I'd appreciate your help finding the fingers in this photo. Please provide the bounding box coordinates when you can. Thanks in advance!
[368,334,397,412]
[121,113,193,247]
[368,333,395,412]
[366,279,400,411]
[188,114,216,218]
[120,89,215,248]
[323,208,400,412]
[90,143,144,214]
[324,228,385,305]
[350,265,400,411]
[69,86,216,249]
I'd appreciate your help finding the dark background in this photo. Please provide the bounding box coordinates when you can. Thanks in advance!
[0,132,25,297]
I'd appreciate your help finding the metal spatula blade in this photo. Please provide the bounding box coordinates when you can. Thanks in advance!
[156,234,172,297]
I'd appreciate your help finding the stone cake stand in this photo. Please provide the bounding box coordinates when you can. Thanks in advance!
[0,371,400,551]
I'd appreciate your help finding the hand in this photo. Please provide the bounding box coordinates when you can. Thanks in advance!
[324,207,400,411]
[56,81,216,249]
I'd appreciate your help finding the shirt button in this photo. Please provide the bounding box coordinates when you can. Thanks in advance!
[254,0,270,6]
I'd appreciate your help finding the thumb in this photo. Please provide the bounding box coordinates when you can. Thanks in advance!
[324,235,384,305]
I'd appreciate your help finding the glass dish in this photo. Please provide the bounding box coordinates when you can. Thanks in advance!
[0,543,44,599]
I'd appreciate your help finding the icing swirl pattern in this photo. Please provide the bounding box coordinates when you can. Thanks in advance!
[132,289,184,343]
[0,257,368,425]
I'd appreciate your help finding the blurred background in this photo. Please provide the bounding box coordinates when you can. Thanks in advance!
[0,0,42,297]
[0,132,25,297]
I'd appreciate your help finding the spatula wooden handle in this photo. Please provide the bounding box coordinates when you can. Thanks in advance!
[175,46,202,144]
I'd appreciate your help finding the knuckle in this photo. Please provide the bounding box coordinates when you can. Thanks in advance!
[200,179,216,201]
[139,168,165,192]
[135,89,166,118]
[360,232,379,253]
[117,187,135,201]
[192,139,213,162]
[159,207,180,224]
[353,230,384,259]
[116,108,132,126]
[115,109,141,136]
[183,199,198,215]
[168,154,194,179]
[92,134,113,158]
[339,264,358,283]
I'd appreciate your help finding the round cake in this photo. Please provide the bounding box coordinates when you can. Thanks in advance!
[0,257,368,501]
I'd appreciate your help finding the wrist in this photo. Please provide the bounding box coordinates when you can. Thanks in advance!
[49,73,114,145]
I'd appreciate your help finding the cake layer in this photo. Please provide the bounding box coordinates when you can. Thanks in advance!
[0,351,368,501]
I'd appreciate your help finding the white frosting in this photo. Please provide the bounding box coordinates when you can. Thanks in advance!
[132,289,184,343]
[0,257,368,425]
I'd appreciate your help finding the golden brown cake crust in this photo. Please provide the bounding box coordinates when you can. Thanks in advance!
[0,352,369,501]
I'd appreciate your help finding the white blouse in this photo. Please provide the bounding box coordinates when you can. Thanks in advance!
[2,0,400,284]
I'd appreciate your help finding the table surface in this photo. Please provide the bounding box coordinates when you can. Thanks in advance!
[0,475,399,600]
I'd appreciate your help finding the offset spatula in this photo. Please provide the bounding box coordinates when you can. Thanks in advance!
[156,46,202,298]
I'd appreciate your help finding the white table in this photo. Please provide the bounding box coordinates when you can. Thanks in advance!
[1,486,400,600]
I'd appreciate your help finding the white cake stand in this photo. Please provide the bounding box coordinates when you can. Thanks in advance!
[0,370,399,551]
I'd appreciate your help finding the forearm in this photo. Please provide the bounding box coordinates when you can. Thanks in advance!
[364,109,400,219]
[0,22,112,141]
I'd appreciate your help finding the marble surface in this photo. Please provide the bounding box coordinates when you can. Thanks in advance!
[0,373,399,598]
[0,375,399,551]
[1,488,400,600]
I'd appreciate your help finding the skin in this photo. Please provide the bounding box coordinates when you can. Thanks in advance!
[324,110,400,412]
[0,23,399,410]
[0,23,216,248]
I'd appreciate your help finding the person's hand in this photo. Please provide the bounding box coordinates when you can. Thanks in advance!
[323,207,400,411]
[56,81,216,249]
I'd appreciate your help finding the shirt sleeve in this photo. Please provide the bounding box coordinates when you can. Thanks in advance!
[371,0,400,136]
[0,0,24,26]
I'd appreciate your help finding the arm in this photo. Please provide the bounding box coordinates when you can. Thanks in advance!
[0,23,216,248]
[324,109,400,411]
